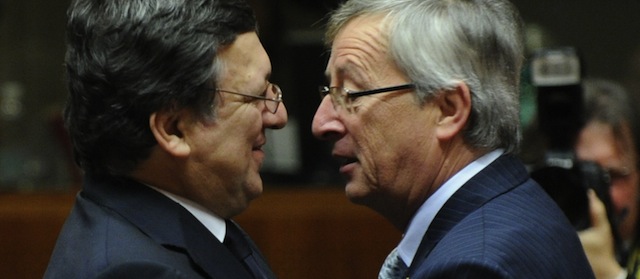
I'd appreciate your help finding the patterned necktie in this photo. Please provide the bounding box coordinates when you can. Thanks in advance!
[224,220,269,279]
[379,247,408,279]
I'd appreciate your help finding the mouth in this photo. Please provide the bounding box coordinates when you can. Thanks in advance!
[331,141,357,174]
[335,154,358,174]
[339,156,358,166]
[253,137,266,151]
[252,140,266,164]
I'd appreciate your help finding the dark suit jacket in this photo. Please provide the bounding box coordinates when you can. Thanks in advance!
[44,175,277,279]
[406,155,595,278]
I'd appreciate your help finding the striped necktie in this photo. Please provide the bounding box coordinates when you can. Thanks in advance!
[379,247,408,279]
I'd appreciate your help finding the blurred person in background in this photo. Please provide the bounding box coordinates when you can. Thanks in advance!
[577,79,640,279]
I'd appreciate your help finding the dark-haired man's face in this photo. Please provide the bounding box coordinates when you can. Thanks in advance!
[180,32,287,218]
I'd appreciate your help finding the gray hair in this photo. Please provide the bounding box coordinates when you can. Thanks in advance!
[326,0,525,153]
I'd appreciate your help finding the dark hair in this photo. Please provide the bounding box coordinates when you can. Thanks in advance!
[582,79,640,245]
[583,79,640,169]
[64,0,256,176]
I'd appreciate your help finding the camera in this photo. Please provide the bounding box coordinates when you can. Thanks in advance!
[528,47,619,238]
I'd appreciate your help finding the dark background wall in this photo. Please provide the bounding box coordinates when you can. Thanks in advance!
[0,1,638,278]
[0,0,638,189]
[253,0,640,187]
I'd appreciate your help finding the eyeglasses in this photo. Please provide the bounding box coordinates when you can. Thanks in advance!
[318,83,415,113]
[216,83,283,114]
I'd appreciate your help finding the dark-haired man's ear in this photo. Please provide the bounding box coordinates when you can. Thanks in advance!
[149,110,191,157]
[435,82,472,141]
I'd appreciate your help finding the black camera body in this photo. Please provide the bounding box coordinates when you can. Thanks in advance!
[528,47,618,236]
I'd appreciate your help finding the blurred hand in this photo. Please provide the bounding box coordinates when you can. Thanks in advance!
[578,189,625,279]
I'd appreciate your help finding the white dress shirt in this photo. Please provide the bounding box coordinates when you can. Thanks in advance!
[397,149,504,266]
[148,186,227,243]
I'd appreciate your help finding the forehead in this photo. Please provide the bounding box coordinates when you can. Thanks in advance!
[576,121,634,164]
[327,14,391,83]
[217,32,270,90]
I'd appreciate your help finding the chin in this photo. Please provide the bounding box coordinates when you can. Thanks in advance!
[344,182,370,204]
[244,178,264,200]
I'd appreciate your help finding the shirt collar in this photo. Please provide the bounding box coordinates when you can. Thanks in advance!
[147,185,227,243]
[397,149,504,266]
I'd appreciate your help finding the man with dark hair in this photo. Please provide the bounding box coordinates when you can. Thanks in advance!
[45,0,287,278]
[577,79,640,279]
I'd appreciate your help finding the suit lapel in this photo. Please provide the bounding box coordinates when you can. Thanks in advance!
[82,175,256,279]
[407,155,530,275]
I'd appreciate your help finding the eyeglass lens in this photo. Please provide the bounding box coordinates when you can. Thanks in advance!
[319,87,350,112]
[266,83,282,114]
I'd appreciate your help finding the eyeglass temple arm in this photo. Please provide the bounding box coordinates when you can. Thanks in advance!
[347,84,416,98]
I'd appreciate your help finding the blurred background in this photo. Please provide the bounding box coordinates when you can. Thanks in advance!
[1,0,639,191]
[0,0,639,278]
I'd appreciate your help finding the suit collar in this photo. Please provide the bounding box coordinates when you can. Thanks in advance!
[398,149,504,265]
[406,154,530,274]
[81,175,255,279]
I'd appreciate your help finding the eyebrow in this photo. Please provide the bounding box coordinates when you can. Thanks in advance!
[324,63,352,86]
[257,72,272,94]
[324,67,332,84]
[327,62,371,89]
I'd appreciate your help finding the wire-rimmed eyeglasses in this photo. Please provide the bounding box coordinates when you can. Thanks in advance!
[216,83,283,114]
[318,83,415,113]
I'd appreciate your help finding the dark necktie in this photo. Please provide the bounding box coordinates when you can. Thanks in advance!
[224,220,269,279]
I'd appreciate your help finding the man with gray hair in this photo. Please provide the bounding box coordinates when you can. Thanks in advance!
[312,0,594,277]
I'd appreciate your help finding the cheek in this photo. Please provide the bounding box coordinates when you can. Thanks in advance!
[197,111,262,166]
[220,108,263,143]
[610,179,639,211]
[354,124,414,186]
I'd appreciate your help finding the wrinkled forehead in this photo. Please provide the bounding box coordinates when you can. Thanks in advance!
[325,14,392,85]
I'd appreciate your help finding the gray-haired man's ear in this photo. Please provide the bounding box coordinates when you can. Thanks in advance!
[435,82,472,141]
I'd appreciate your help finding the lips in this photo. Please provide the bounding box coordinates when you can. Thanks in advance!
[252,144,265,167]
[341,157,358,166]
[332,141,357,173]
[253,137,266,151]
[334,154,358,175]
[252,138,266,165]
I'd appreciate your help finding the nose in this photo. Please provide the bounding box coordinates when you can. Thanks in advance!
[264,102,288,129]
[312,96,345,141]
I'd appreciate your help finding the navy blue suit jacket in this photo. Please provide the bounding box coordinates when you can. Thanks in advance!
[406,155,595,278]
[44,175,276,279]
